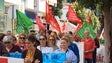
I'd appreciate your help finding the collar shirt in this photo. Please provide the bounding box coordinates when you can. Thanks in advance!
[55,48,78,63]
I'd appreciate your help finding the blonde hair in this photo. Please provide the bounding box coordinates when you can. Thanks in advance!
[48,35,57,46]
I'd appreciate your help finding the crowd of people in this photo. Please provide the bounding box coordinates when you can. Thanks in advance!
[0,29,101,63]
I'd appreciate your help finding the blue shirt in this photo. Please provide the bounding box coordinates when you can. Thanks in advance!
[55,49,77,63]
[68,42,80,59]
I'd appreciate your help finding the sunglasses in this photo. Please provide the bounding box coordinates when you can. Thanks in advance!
[39,38,45,41]
[49,39,54,41]
[19,37,25,40]
[4,42,11,44]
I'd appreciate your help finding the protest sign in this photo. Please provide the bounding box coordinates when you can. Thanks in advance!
[43,53,66,63]
[73,42,84,63]
[0,56,24,63]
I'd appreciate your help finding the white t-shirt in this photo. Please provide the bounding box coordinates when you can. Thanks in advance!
[37,46,53,53]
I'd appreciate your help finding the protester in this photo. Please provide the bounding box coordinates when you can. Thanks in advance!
[37,35,53,53]
[0,41,9,56]
[12,35,17,45]
[0,33,5,42]
[55,38,77,63]
[46,30,52,41]
[62,34,80,63]
[48,35,58,51]
[93,33,100,63]
[3,36,22,58]
[30,30,36,35]
[81,30,96,63]
[16,33,27,51]
[22,34,43,63]
[6,30,12,36]
[0,33,9,56]
[50,31,60,48]
[36,29,46,40]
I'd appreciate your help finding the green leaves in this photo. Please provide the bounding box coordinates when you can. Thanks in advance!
[72,2,101,31]
[90,11,101,31]
[51,0,63,17]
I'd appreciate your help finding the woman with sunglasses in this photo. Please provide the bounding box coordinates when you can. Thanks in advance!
[48,35,58,51]
[22,34,43,63]
[37,35,53,53]
[0,33,9,56]
[3,36,22,58]
[16,34,27,51]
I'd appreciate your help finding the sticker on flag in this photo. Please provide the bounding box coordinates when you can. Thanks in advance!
[0,56,24,63]
[43,53,66,63]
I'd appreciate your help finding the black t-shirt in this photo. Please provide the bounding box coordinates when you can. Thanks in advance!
[9,44,22,53]
[0,42,9,56]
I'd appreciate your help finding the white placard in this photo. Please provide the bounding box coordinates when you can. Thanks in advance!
[73,42,84,63]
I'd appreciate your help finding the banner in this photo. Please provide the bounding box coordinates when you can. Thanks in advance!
[42,53,66,63]
[96,44,105,63]
[0,56,24,63]
[73,42,84,63]
[9,52,22,58]
[77,22,96,39]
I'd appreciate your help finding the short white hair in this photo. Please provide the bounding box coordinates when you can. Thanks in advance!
[3,36,13,43]
[84,29,90,33]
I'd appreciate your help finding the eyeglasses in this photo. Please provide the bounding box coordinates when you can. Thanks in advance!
[39,38,45,41]
[19,37,25,40]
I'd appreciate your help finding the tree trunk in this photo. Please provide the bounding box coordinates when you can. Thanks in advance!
[104,1,111,63]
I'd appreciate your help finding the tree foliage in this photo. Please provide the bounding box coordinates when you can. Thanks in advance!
[72,2,101,31]
[51,0,63,18]
[77,0,112,12]
[90,11,101,30]
[67,0,76,3]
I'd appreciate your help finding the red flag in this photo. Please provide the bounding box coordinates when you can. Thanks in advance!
[86,11,91,24]
[68,5,82,24]
[36,16,46,30]
[46,2,51,23]
[62,22,66,32]
[46,3,61,32]
[76,23,83,31]
[0,58,8,63]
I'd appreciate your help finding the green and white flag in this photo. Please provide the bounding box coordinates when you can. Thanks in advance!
[16,10,33,34]
[77,22,96,39]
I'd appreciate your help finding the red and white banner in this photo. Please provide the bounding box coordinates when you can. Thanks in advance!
[68,5,82,24]
[0,56,24,63]
[96,44,105,63]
